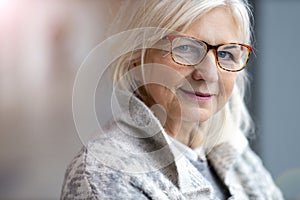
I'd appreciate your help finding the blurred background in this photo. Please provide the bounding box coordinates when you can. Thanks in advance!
[0,0,299,199]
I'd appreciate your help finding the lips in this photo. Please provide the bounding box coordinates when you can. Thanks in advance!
[179,88,215,101]
[194,91,212,98]
[181,88,213,97]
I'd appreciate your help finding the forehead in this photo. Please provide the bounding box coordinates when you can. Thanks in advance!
[183,7,240,45]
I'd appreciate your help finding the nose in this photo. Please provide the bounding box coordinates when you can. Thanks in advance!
[192,51,218,82]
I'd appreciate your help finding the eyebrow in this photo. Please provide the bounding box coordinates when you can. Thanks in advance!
[223,45,238,50]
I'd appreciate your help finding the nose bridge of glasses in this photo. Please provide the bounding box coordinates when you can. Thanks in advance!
[203,43,219,65]
[194,49,218,70]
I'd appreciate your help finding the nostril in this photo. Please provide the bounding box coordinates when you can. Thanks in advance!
[191,68,203,80]
[192,66,219,82]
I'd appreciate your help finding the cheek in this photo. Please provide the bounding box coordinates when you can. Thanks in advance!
[143,49,192,111]
[143,51,189,92]
[145,84,180,118]
[147,84,173,100]
[142,51,178,105]
[218,72,237,102]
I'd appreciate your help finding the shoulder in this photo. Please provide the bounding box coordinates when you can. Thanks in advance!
[60,147,98,200]
[61,140,182,200]
[60,117,183,200]
[233,145,284,199]
[60,146,149,200]
[207,141,284,199]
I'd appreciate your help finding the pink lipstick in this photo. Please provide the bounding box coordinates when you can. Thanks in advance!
[180,89,213,101]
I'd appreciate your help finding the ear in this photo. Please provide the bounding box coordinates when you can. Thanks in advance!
[132,59,141,67]
[127,57,142,87]
[129,50,143,69]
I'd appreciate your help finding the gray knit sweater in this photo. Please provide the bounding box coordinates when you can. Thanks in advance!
[61,96,284,200]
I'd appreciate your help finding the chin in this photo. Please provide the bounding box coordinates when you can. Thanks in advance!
[181,107,212,124]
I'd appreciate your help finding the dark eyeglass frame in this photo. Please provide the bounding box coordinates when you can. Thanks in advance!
[164,35,253,72]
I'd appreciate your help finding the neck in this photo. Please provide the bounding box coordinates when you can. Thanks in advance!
[162,117,205,149]
[143,96,205,149]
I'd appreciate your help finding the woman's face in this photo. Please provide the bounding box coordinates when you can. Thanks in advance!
[143,7,240,129]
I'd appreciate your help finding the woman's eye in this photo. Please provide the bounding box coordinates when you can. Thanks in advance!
[173,45,194,52]
[178,45,189,51]
[217,51,233,59]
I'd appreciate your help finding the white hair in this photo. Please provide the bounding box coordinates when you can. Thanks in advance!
[109,0,254,150]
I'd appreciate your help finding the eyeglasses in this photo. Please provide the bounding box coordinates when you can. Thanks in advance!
[163,35,252,72]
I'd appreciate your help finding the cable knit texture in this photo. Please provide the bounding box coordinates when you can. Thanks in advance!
[61,96,284,200]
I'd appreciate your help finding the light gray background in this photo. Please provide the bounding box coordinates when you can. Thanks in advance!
[253,0,300,199]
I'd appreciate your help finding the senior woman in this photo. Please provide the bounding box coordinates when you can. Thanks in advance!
[61,0,283,199]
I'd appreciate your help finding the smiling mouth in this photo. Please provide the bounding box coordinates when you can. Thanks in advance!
[179,88,214,101]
